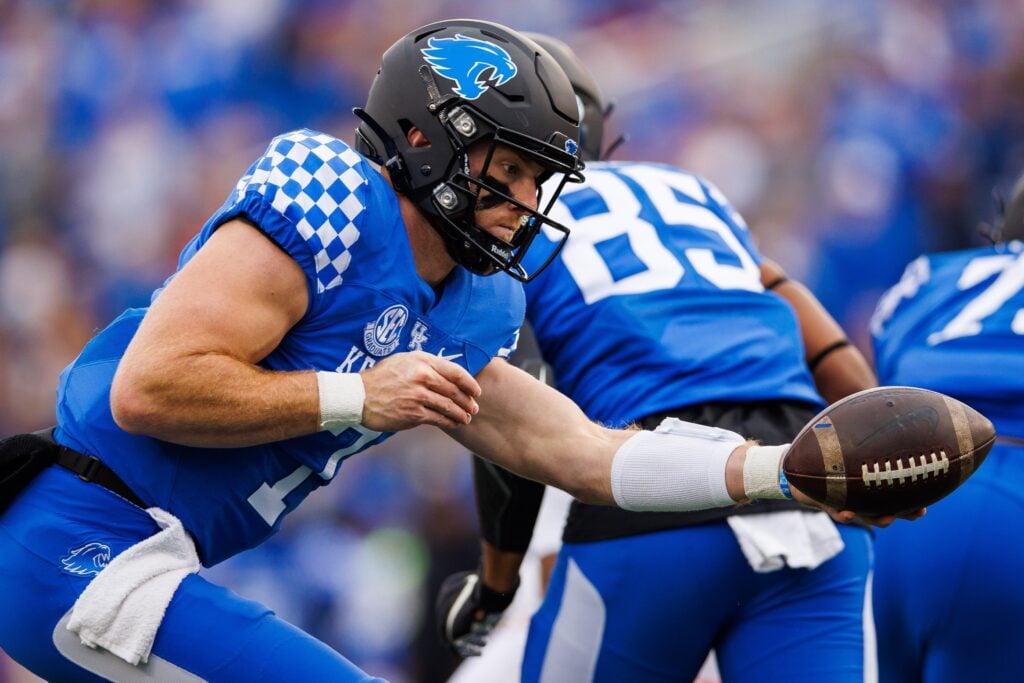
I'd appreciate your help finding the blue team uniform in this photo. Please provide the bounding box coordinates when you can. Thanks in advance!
[522,162,820,427]
[870,242,1024,683]
[518,162,871,682]
[0,130,521,681]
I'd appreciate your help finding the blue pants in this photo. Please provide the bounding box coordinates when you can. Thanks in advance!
[522,522,873,683]
[873,442,1024,683]
[0,466,384,682]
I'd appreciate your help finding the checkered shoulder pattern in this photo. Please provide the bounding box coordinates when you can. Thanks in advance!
[234,130,369,293]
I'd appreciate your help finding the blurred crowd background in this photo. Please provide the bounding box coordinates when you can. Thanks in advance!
[1,0,1023,681]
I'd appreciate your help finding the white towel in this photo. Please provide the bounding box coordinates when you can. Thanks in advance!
[67,507,200,665]
[727,511,845,573]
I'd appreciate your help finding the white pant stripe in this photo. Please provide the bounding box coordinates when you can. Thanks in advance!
[539,558,605,683]
[863,570,878,683]
[52,608,206,682]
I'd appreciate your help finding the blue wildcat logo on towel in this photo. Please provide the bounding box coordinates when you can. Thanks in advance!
[61,542,111,577]
[421,34,518,100]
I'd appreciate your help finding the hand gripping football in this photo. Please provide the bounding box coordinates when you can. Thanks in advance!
[784,386,995,515]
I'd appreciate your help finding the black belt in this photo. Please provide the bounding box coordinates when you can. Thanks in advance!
[47,435,147,509]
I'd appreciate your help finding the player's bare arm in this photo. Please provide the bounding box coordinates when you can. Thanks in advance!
[111,219,316,446]
[448,358,773,507]
[111,219,479,447]
[479,539,525,593]
[451,358,926,527]
[761,258,877,403]
[447,358,631,504]
[450,358,771,507]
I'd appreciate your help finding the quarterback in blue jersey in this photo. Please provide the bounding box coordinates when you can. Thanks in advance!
[870,174,1024,683]
[0,20,858,682]
[438,35,889,683]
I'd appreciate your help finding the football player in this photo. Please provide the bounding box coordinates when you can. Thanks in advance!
[0,20,848,682]
[438,34,886,683]
[870,172,1024,682]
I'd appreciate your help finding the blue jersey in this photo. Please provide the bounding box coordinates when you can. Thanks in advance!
[871,242,1024,439]
[54,130,523,566]
[871,244,1024,683]
[521,161,822,426]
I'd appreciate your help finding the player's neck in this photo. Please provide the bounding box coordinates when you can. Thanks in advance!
[380,166,457,288]
[397,195,457,288]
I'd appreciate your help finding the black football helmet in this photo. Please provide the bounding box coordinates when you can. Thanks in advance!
[524,33,626,162]
[354,19,585,282]
[524,33,605,162]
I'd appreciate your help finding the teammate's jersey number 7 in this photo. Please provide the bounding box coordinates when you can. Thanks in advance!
[873,248,1024,345]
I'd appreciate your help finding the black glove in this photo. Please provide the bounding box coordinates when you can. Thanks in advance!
[436,570,518,657]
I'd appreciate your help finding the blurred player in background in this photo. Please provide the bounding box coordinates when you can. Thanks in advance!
[0,18,849,682]
[449,467,574,683]
[439,34,884,683]
[870,172,1024,683]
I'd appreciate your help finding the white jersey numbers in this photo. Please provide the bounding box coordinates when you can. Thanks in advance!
[544,165,761,304]
[247,424,381,527]
[927,250,1024,345]
[872,246,1024,346]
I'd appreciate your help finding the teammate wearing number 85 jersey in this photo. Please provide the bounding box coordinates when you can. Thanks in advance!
[518,163,877,683]
[870,173,1024,683]
[529,162,823,425]
[440,34,882,683]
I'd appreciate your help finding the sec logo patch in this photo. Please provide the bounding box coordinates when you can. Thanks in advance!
[364,304,409,356]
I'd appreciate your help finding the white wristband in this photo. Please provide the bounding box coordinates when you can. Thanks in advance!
[742,444,791,500]
[316,371,365,431]
[610,419,743,512]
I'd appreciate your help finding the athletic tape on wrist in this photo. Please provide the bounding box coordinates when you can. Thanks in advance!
[610,420,743,512]
[316,371,365,431]
[742,444,791,500]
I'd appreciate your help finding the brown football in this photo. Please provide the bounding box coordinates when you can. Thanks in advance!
[783,386,995,515]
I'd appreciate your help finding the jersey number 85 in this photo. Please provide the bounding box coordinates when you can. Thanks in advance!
[542,165,762,303]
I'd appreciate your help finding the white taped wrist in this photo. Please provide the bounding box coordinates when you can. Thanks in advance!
[316,371,365,431]
[742,444,790,500]
[610,420,743,512]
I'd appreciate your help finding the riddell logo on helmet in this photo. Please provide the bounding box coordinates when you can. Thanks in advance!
[421,34,518,100]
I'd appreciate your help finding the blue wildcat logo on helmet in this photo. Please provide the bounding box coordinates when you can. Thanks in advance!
[421,34,518,100]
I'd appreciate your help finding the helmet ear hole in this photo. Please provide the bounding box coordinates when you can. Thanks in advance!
[402,121,432,148]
